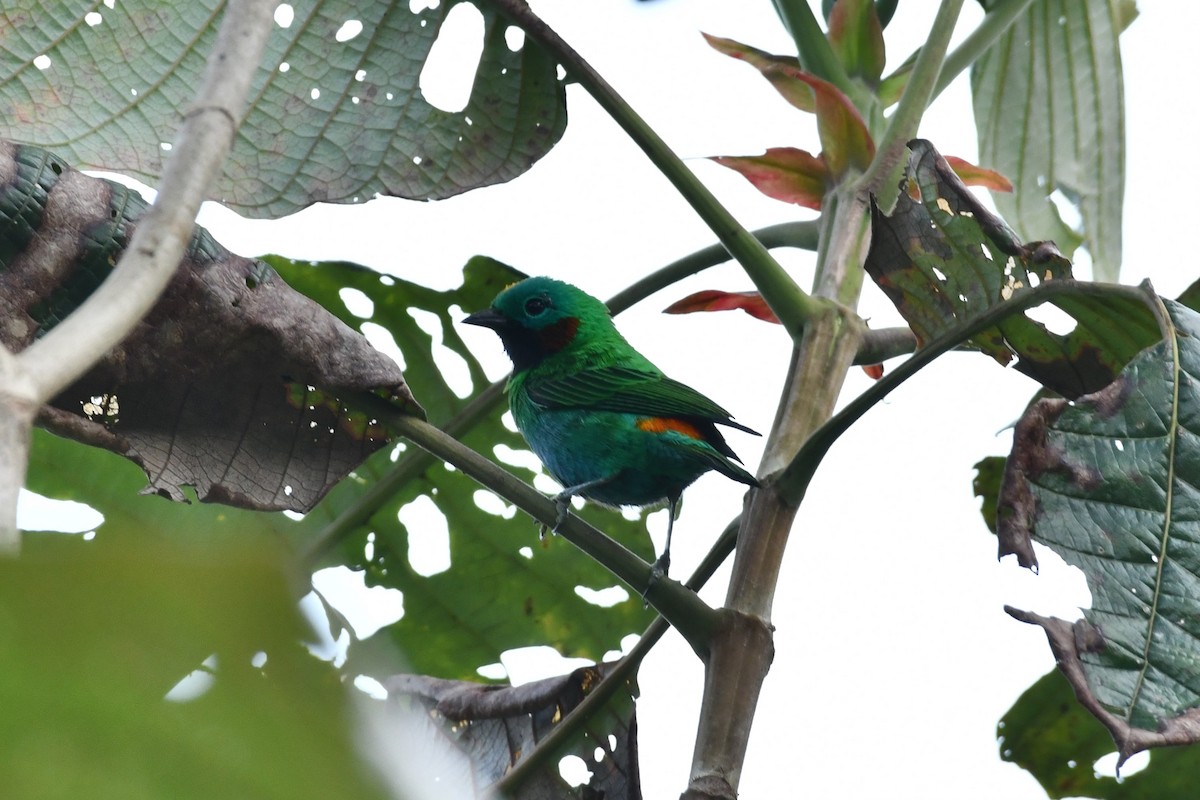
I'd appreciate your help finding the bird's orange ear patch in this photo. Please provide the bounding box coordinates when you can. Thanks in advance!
[636,417,703,440]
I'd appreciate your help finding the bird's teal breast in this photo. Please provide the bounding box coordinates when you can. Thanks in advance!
[510,392,713,508]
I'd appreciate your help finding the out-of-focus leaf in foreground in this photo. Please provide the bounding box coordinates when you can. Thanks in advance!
[1001,670,1200,799]
[271,256,658,681]
[0,531,386,800]
[385,662,639,799]
[866,139,1158,399]
[998,299,1200,759]
[0,142,413,512]
[0,0,566,218]
[971,0,1127,281]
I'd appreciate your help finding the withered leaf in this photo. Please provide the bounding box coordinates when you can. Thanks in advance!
[0,141,420,512]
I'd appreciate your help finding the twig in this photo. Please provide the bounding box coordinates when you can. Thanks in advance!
[856,0,965,200]
[486,0,824,339]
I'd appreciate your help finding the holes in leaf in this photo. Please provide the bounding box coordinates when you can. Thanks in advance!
[165,654,218,703]
[474,489,515,519]
[33,54,51,70]
[360,322,407,371]
[409,0,440,11]
[493,444,542,473]
[504,26,525,51]
[339,287,374,319]
[274,3,294,27]
[335,19,363,42]
[84,11,102,25]
[1025,302,1078,336]
[575,585,629,608]
[313,566,405,636]
[477,662,507,680]
[1093,750,1149,779]
[398,494,451,576]
[354,675,388,699]
[407,308,472,398]
[17,489,103,534]
[558,756,591,788]
[1049,187,1083,232]
[419,2,484,113]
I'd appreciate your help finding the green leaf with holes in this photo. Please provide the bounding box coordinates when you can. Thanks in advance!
[867,140,1158,399]
[0,0,566,218]
[268,255,658,680]
[999,299,1200,743]
[971,0,1127,281]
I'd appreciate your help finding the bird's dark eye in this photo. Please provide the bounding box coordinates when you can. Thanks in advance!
[524,296,550,316]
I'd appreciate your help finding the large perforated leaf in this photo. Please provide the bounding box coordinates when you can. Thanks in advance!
[999,299,1200,757]
[0,0,567,217]
[269,256,658,680]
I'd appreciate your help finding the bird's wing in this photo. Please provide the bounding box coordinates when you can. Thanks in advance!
[525,365,759,435]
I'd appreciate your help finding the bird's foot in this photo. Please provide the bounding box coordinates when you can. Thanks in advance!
[642,553,671,605]
[550,491,573,534]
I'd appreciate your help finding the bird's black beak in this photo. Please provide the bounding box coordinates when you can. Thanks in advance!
[463,308,508,330]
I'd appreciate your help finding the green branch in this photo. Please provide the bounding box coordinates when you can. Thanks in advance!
[487,0,824,340]
[854,326,917,364]
[772,0,854,92]
[607,220,820,312]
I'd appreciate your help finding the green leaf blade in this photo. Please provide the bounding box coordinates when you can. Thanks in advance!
[1000,300,1200,737]
[971,0,1125,281]
[0,0,567,218]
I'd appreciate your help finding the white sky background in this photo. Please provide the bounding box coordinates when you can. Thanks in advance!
[21,1,1200,797]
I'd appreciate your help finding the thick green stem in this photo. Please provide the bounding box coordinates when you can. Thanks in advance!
[488,0,823,340]
[857,0,965,201]
[772,0,854,91]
